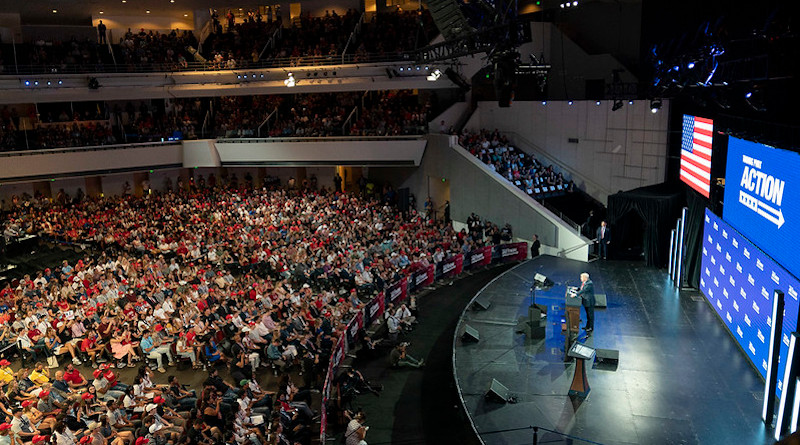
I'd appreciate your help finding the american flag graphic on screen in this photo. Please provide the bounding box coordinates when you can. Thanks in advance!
[680,115,714,198]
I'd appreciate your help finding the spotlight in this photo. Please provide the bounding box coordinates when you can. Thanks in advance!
[34,81,39,86]
[416,66,420,71]
[425,66,429,70]
[560,3,565,7]
[541,101,547,105]
[407,66,412,71]
[47,81,51,86]
[573,1,578,5]
[595,100,601,106]
[745,91,752,99]
[568,100,573,105]
[237,75,242,79]
[672,65,680,72]
[399,67,404,72]
[612,99,623,111]
[650,98,662,113]
[687,62,695,69]
[628,99,634,105]
[24,80,30,86]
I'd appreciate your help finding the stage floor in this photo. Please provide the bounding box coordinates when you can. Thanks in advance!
[454,256,775,445]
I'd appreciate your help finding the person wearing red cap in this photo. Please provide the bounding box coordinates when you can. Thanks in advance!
[0,359,13,386]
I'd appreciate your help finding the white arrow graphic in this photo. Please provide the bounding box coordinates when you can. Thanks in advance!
[756,199,785,228]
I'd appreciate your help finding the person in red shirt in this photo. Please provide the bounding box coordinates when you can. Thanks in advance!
[63,363,88,389]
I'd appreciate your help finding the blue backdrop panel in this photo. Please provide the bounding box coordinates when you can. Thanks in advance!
[700,209,800,397]
[723,137,800,280]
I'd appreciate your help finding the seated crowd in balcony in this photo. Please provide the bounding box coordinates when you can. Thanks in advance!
[0,91,430,151]
[0,9,436,74]
[459,129,574,196]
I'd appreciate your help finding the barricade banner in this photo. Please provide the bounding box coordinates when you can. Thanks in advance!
[467,246,492,268]
[387,277,408,304]
[331,338,346,370]
[363,292,385,326]
[441,254,464,278]
[346,311,364,348]
[496,242,527,262]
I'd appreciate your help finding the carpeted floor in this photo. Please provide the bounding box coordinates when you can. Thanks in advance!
[341,263,514,445]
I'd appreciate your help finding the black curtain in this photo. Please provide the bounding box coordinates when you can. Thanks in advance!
[607,184,685,267]
[683,189,709,288]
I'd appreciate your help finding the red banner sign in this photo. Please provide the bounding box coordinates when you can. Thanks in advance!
[441,254,464,277]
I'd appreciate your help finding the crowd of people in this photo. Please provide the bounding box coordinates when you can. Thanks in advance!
[0,175,513,444]
[0,90,430,151]
[459,129,574,196]
[352,10,437,61]
[1,8,436,75]
[1,38,112,73]
[116,29,199,72]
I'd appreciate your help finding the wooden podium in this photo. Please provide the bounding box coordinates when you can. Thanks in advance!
[563,287,582,361]
[567,342,596,398]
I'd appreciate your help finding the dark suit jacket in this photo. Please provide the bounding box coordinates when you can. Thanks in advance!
[577,280,595,307]
[596,226,611,243]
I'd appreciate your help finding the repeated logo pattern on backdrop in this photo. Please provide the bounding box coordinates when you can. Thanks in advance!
[723,137,800,279]
[700,209,800,397]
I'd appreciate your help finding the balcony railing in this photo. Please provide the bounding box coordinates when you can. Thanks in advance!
[0,52,417,76]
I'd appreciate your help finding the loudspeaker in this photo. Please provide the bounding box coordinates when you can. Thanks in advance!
[462,324,479,342]
[593,348,619,371]
[485,378,510,403]
[397,187,410,213]
[594,293,607,308]
[472,296,491,311]
[534,273,554,288]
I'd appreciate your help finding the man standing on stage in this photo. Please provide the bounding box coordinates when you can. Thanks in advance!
[596,221,610,260]
[577,272,595,333]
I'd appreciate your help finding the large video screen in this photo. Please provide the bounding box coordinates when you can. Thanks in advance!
[723,137,800,279]
[680,115,714,198]
[700,209,800,397]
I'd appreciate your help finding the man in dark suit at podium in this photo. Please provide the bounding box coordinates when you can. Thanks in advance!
[577,272,595,333]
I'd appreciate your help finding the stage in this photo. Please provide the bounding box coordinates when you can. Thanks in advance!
[454,256,775,445]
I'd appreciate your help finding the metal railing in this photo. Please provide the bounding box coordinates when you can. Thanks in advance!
[257,107,278,137]
[0,51,416,76]
[341,12,366,64]
[217,135,423,143]
[258,27,282,61]
[342,106,358,135]
[540,200,581,233]
[0,141,180,158]
[200,110,211,138]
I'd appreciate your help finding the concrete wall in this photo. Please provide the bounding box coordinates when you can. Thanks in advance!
[471,100,670,204]
[0,143,183,182]
[391,135,589,261]
[214,138,427,166]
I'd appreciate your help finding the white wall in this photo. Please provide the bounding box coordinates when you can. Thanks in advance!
[472,100,670,203]
[92,15,194,41]
[214,139,427,166]
[0,182,33,209]
[0,143,182,182]
[51,178,85,200]
[101,173,135,196]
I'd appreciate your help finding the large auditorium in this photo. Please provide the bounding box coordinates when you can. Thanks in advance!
[0,0,798,444]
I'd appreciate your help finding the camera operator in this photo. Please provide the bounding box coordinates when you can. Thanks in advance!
[389,342,425,369]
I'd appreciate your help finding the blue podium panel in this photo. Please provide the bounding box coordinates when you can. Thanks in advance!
[700,209,800,397]
[723,137,800,279]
